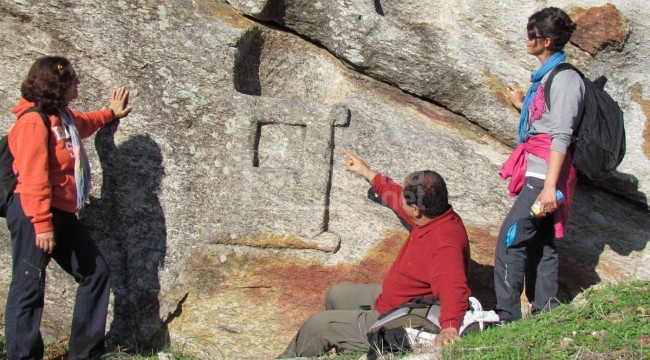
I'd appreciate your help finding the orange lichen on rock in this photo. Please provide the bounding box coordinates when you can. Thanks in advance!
[631,83,650,159]
[202,1,254,29]
[212,231,337,252]
[569,4,628,56]
[360,229,407,269]
[482,68,516,110]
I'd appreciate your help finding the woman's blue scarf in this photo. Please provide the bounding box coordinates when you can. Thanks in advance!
[517,51,566,143]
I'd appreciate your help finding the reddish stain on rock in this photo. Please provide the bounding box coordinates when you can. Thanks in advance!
[569,4,628,56]
[220,225,504,335]
[465,226,498,309]
[247,230,407,334]
[244,226,503,333]
[466,226,497,266]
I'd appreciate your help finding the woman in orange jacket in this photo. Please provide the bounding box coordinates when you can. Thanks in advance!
[4,56,132,360]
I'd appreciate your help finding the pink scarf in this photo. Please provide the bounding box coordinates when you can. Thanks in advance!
[499,134,577,238]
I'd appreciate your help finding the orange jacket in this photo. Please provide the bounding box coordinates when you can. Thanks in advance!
[9,98,113,234]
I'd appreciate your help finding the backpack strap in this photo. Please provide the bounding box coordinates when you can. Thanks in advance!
[0,109,52,215]
[13,108,52,170]
[544,63,584,111]
[18,108,52,130]
[400,296,439,308]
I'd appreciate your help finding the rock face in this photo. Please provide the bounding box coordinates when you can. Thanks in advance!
[0,0,648,358]
[229,0,649,207]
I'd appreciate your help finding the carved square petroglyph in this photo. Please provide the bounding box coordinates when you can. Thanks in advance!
[220,96,349,252]
[254,123,306,169]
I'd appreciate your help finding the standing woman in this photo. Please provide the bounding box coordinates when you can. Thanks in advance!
[4,56,132,359]
[494,8,584,323]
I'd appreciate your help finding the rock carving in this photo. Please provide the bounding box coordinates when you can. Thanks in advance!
[220,95,350,252]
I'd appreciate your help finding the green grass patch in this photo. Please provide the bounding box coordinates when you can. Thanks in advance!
[445,280,650,359]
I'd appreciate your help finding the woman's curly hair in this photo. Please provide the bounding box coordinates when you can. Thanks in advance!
[527,7,577,53]
[21,56,77,115]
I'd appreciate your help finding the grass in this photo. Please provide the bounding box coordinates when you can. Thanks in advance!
[443,280,650,359]
[0,338,196,360]
[99,348,197,360]
[0,281,648,359]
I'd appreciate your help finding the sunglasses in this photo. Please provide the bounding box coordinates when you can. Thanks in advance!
[527,30,546,40]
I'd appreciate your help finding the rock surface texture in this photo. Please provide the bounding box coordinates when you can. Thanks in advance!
[0,1,648,358]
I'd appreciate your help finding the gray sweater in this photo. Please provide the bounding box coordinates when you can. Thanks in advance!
[526,65,585,179]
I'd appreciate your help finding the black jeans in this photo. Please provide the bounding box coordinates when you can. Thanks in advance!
[493,177,559,322]
[4,194,110,360]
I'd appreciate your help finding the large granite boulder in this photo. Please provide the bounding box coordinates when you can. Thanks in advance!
[0,0,647,358]
[229,0,648,207]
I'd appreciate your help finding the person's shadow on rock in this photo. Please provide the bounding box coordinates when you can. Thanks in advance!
[367,187,413,232]
[80,121,167,351]
[556,181,649,304]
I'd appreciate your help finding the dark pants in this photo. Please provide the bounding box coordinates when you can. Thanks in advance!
[279,282,382,358]
[4,194,111,360]
[494,177,560,322]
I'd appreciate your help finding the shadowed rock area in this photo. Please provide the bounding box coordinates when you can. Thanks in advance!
[0,0,648,358]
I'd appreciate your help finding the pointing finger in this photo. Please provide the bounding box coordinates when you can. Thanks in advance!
[343,149,357,161]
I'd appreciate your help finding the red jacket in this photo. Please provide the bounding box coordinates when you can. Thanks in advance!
[9,98,113,234]
[371,174,471,330]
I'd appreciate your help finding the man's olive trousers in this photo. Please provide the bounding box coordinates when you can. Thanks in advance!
[278,282,382,358]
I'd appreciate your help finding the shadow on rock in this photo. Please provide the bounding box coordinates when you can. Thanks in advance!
[468,261,496,311]
[367,187,412,232]
[80,121,167,351]
[557,181,649,303]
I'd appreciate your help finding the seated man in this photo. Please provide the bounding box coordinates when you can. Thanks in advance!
[278,150,472,358]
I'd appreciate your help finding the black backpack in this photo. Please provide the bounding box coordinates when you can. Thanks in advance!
[544,63,626,181]
[0,108,51,218]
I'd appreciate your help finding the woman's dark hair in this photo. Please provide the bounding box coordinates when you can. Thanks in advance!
[21,56,77,115]
[527,7,577,53]
[402,170,449,218]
